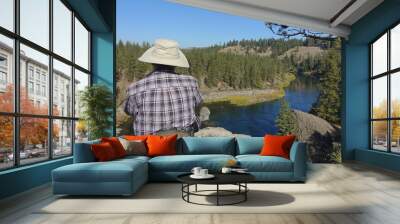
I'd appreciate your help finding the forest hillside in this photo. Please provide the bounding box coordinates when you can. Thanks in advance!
[117,37,337,97]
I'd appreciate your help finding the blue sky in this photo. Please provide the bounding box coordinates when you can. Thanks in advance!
[117,0,280,48]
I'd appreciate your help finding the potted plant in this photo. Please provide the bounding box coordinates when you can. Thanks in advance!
[79,84,113,140]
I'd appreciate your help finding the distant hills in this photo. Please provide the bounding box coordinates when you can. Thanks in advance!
[218,43,325,62]
[278,46,324,62]
[218,45,273,57]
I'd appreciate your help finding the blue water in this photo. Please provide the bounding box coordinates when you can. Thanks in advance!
[206,78,320,137]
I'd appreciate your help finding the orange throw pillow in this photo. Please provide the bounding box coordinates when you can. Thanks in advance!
[101,137,126,158]
[146,135,177,157]
[91,142,117,161]
[260,135,296,159]
[124,135,148,141]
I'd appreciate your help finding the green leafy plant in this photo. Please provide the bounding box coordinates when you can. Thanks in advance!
[79,84,113,140]
[330,142,342,163]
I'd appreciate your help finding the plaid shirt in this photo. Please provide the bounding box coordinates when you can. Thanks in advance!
[124,71,203,135]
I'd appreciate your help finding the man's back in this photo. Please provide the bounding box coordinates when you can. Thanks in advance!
[124,71,203,135]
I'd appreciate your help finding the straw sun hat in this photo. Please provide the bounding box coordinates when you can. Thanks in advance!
[138,39,190,68]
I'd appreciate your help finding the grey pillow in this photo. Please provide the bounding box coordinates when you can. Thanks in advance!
[119,137,147,156]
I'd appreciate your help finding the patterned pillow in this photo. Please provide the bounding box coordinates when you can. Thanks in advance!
[119,137,147,156]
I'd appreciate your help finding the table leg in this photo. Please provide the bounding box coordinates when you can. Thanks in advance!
[187,184,190,202]
[217,184,219,206]
[181,184,183,199]
[245,183,247,201]
[195,184,198,192]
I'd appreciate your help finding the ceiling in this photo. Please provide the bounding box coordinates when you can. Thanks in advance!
[168,0,384,38]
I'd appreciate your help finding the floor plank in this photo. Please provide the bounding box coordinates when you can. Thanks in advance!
[1,162,400,224]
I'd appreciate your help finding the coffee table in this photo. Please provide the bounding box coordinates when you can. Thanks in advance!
[177,173,255,206]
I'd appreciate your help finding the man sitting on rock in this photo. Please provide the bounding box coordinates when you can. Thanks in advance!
[124,39,203,137]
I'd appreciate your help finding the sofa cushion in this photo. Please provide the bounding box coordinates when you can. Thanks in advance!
[179,137,235,155]
[119,138,147,156]
[73,139,100,163]
[116,155,150,163]
[101,137,127,158]
[147,135,177,157]
[260,135,296,159]
[53,158,147,183]
[91,142,118,161]
[123,135,148,141]
[149,154,235,172]
[236,155,293,172]
[236,137,264,155]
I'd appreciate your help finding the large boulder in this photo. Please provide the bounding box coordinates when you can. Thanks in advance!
[199,107,211,122]
[293,110,341,163]
[194,127,251,138]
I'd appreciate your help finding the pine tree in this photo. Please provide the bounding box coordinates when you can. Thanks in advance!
[310,49,341,124]
[276,99,298,135]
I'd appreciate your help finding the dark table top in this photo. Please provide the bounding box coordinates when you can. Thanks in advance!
[177,172,255,185]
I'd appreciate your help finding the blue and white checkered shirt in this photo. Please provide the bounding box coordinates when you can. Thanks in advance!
[124,71,203,135]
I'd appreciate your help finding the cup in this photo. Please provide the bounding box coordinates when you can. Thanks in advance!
[200,169,208,176]
[221,167,232,174]
[191,167,202,176]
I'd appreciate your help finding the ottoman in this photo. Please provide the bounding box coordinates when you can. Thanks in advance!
[52,158,148,196]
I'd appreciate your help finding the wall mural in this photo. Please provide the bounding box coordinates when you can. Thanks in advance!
[116,1,342,163]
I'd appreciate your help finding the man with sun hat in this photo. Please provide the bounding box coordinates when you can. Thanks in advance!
[124,39,203,136]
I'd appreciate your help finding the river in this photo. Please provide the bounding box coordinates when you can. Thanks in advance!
[205,77,320,137]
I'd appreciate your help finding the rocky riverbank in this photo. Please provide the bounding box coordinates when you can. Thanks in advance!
[202,88,285,106]
[201,73,296,106]
[194,127,251,138]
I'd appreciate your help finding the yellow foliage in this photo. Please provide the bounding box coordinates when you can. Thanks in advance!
[76,120,87,134]
[373,100,387,119]
[372,99,400,141]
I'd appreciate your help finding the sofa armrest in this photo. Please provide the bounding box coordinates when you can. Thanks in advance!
[73,140,100,163]
[289,141,307,182]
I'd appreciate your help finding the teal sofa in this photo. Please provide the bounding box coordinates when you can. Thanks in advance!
[52,137,307,196]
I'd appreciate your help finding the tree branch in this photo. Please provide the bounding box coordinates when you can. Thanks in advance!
[266,23,336,41]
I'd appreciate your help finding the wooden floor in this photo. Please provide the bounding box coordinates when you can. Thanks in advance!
[1,162,400,224]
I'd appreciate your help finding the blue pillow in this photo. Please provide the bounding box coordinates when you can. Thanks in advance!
[73,139,100,163]
[236,137,264,155]
[180,137,235,155]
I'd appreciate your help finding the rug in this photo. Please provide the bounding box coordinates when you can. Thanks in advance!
[38,183,362,214]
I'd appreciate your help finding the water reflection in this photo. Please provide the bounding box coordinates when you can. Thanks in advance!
[206,77,320,136]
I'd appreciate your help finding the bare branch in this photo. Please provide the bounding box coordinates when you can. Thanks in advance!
[266,23,336,41]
